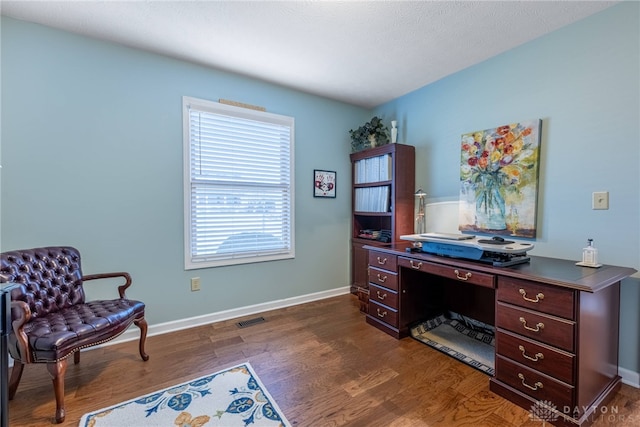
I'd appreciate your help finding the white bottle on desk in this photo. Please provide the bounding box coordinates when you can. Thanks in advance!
[582,238,598,266]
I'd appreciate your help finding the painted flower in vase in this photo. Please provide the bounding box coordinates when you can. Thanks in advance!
[459,120,541,237]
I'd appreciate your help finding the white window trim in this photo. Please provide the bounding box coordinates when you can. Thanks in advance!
[183,96,295,269]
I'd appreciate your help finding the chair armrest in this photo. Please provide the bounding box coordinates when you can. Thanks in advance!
[11,300,32,363]
[82,272,133,299]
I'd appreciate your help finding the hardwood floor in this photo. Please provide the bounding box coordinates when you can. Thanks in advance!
[7,294,640,426]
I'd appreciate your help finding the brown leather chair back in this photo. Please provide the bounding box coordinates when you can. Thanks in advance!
[0,247,86,319]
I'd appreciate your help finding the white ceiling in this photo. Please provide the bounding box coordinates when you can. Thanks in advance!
[0,1,619,108]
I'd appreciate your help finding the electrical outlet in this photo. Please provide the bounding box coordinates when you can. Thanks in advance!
[190,277,201,291]
[592,191,609,210]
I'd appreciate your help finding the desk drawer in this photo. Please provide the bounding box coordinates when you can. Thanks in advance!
[498,277,575,320]
[398,257,495,288]
[496,355,574,409]
[368,300,398,328]
[496,329,575,384]
[496,302,575,352]
[369,251,397,272]
[369,283,399,309]
[369,267,398,291]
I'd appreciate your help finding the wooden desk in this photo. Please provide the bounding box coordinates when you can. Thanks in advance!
[363,244,637,426]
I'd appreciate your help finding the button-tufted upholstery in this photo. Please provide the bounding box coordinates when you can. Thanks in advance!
[0,246,149,423]
[2,247,85,317]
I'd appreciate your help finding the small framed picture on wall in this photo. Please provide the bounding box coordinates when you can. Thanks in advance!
[314,170,336,198]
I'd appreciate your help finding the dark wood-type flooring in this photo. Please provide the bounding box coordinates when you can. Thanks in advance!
[7,294,640,426]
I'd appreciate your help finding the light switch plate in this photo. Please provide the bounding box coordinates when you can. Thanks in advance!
[592,191,609,210]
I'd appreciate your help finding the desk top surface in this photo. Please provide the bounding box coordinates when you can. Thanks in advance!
[364,243,637,293]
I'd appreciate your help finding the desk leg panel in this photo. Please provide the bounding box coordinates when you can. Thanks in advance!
[576,283,620,412]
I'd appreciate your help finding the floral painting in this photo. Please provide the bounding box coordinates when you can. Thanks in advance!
[459,120,542,238]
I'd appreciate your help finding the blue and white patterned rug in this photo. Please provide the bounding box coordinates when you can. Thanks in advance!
[79,362,290,427]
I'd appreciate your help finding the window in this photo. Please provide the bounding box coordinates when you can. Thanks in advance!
[183,97,295,269]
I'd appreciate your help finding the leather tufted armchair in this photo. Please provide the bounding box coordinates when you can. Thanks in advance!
[0,246,149,423]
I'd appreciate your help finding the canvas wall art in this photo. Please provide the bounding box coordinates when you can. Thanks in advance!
[459,120,542,238]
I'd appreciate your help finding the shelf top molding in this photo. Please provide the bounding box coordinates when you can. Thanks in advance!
[350,143,414,162]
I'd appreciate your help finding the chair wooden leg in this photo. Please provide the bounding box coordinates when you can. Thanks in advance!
[8,361,25,399]
[134,317,150,361]
[74,350,80,365]
[46,359,68,424]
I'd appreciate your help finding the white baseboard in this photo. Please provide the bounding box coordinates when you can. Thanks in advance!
[620,366,640,388]
[107,286,351,346]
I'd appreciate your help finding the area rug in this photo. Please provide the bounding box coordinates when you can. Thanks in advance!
[79,362,290,427]
[410,312,495,376]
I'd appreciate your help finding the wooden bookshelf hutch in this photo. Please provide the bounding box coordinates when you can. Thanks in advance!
[349,143,415,311]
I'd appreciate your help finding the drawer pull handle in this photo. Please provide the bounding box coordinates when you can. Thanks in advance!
[519,345,544,362]
[518,373,543,391]
[519,317,544,332]
[519,288,544,303]
[376,308,387,318]
[376,291,387,300]
[454,270,472,281]
[376,257,388,265]
[376,274,387,283]
[409,260,423,270]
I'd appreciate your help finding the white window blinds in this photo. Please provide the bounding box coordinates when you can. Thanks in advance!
[183,97,295,269]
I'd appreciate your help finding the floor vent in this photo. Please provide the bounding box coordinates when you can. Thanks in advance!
[236,316,266,328]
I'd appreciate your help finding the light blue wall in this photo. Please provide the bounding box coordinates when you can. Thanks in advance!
[0,17,367,324]
[2,3,639,375]
[374,2,640,372]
